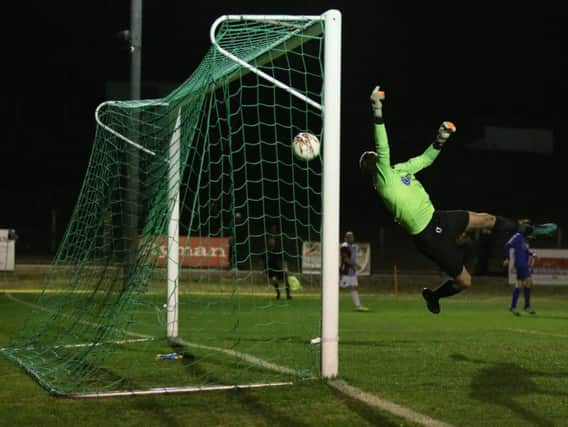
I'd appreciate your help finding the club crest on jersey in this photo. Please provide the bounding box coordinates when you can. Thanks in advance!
[401,174,411,186]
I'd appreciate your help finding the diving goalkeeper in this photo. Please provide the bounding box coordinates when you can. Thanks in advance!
[359,85,556,314]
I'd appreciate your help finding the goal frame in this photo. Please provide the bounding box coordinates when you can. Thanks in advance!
[168,9,342,378]
[95,9,342,385]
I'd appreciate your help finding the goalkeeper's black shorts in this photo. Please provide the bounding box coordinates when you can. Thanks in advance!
[412,210,469,278]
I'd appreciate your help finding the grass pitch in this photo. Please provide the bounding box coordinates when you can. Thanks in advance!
[1,271,567,427]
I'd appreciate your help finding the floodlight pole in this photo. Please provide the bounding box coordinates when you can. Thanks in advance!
[130,0,142,101]
[125,0,142,283]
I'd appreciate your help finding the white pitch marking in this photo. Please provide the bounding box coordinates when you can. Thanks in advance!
[69,382,293,398]
[329,379,454,427]
[4,290,458,423]
[504,328,568,338]
[174,337,300,376]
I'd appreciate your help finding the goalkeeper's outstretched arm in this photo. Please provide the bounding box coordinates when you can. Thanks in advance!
[360,86,390,180]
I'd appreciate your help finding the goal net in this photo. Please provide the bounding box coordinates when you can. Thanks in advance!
[1,10,341,397]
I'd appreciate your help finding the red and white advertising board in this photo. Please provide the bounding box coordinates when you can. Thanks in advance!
[301,241,371,275]
[142,236,230,268]
[508,248,568,286]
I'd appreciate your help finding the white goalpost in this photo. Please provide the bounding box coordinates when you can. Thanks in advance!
[319,9,342,378]
[207,9,341,378]
[167,109,181,339]
[165,9,342,378]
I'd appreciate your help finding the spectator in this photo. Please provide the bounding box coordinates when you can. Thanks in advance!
[340,231,369,312]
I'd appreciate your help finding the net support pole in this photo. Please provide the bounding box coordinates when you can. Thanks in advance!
[167,109,181,338]
[124,0,143,285]
[320,9,342,379]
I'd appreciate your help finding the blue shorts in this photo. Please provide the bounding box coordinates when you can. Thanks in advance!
[516,266,532,280]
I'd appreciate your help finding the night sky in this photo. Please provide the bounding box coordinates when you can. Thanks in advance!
[1,1,566,255]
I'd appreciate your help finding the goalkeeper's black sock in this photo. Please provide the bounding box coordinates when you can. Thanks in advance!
[493,216,520,233]
[432,279,464,299]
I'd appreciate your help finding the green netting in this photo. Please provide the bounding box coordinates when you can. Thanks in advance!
[1,16,327,396]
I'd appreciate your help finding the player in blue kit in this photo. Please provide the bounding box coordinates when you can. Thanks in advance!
[504,227,537,315]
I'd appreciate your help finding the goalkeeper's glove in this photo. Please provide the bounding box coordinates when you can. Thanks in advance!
[370,86,385,119]
[433,121,456,149]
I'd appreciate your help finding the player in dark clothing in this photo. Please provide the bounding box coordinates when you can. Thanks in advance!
[339,231,369,311]
[265,226,291,300]
[359,85,557,314]
[504,228,537,315]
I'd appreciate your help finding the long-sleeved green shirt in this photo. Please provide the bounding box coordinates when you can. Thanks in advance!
[373,123,440,235]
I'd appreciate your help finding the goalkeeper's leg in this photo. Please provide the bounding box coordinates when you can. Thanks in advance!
[415,211,471,314]
[423,267,471,314]
[466,212,557,237]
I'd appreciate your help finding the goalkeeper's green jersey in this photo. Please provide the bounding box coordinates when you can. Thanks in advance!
[373,123,440,235]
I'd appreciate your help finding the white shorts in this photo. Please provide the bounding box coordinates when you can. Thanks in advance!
[339,275,358,288]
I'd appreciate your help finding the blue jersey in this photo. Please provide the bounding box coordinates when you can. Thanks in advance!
[504,233,535,279]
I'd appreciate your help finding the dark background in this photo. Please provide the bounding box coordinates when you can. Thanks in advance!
[1,1,566,263]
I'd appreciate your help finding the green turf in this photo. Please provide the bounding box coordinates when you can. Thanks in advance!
[1,280,567,426]
[338,294,568,426]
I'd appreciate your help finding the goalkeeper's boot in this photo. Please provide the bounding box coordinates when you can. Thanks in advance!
[509,307,521,316]
[422,288,440,314]
[356,305,370,312]
[518,221,557,238]
[524,306,536,315]
[530,223,557,238]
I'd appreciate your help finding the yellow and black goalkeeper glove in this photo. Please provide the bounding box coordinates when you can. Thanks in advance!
[370,86,385,120]
[433,121,456,149]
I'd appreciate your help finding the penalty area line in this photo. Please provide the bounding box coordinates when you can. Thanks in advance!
[328,379,454,427]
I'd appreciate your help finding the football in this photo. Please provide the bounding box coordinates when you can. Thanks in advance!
[292,132,320,161]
